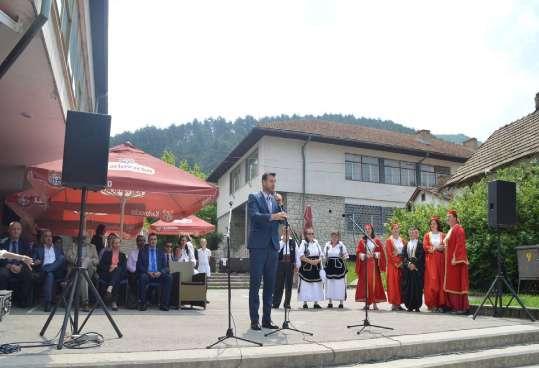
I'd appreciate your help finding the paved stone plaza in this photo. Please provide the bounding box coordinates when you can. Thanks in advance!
[0,289,537,368]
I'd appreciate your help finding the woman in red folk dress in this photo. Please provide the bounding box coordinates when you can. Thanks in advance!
[423,216,446,312]
[443,210,470,314]
[355,224,386,310]
[385,223,404,311]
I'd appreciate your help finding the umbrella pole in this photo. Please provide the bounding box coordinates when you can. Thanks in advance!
[119,195,127,239]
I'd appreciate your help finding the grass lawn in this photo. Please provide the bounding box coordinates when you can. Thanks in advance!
[345,261,387,289]
[469,293,539,308]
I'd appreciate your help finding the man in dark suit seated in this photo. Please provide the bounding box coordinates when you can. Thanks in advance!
[33,229,66,311]
[136,233,172,311]
[0,221,33,308]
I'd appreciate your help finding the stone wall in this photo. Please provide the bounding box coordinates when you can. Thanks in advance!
[284,192,355,251]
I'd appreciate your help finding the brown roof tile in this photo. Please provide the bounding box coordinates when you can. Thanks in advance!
[445,110,539,186]
[260,120,475,160]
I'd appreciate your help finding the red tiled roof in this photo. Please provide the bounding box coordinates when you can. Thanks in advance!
[445,110,539,186]
[260,120,475,160]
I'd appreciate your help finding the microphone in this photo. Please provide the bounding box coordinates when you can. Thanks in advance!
[228,201,233,207]
[342,213,352,218]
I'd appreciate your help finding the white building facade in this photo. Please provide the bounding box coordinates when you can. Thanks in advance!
[208,121,475,255]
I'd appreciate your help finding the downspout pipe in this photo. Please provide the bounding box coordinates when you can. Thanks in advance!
[0,0,52,80]
[301,135,312,228]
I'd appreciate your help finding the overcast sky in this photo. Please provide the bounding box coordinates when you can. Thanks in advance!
[108,0,539,140]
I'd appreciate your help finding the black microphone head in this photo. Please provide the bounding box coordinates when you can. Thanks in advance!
[328,209,332,213]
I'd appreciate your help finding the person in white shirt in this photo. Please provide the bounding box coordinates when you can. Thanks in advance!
[174,235,196,266]
[34,229,65,311]
[297,228,324,309]
[126,235,145,307]
[196,238,212,276]
[323,231,349,309]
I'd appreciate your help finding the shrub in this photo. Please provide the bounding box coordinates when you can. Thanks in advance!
[388,160,539,290]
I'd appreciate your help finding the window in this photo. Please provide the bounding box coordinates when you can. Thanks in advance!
[245,149,258,183]
[421,193,426,202]
[420,165,451,187]
[345,154,379,182]
[384,160,401,185]
[383,160,416,186]
[229,166,241,194]
[401,161,417,186]
[344,204,395,235]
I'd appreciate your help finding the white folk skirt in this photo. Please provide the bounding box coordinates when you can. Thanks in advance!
[298,279,324,302]
[325,278,346,301]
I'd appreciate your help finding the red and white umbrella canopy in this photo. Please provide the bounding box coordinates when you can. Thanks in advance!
[26,142,218,220]
[20,142,218,238]
[150,215,215,236]
[5,190,144,239]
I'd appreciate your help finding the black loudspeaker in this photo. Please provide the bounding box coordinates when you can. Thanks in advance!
[61,110,111,190]
[488,180,517,229]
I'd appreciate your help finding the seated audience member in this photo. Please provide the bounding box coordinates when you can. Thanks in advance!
[126,235,146,307]
[99,234,126,311]
[99,232,116,260]
[163,241,174,266]
[92,224,107,256]
[136,233,172,311]
[66,233,99,312]
[0,221,33,307]
[174,235,196,266]
[33,229,66,311]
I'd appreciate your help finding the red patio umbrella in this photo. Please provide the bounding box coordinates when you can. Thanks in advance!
[303,205,313,231]
[25,142,218,239]
[5,191,144,239]
[150,215,215,236]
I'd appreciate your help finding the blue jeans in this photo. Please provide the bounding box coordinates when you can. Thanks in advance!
[249,246,279,324]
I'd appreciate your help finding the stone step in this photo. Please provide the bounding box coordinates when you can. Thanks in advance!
[5,324,539,368]
[343,343,539,368]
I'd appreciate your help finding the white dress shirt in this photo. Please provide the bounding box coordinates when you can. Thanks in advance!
[43,245,56,266]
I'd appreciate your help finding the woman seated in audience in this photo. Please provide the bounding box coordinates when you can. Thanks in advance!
[174,235,196,266]
[297,227,324,309]
[99,234,126,311]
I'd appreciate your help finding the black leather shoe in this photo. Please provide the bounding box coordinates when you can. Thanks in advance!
[138,304,147,311]
[283,304,291,309]
[159,305,170,311]
[262,322,279,329]
[327,303,333,309]
[314,303,322,309]
[303,303,308,309]
[250,322,262,331]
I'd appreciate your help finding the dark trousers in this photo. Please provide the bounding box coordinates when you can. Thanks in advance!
[39,268,65,304]
[249,246,278,324]
[127,271,138,307]
[273,261,294,308]
[138,273,172,307]
[101,268,125,303]
[0,266,33,307]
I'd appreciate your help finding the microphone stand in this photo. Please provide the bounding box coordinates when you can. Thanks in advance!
[265,207,313,337]
[345,214,393,335]
[207,201,262,348]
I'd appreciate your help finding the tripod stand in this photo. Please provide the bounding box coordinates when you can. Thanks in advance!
[345,215,393,335]
[207,202,262,348]
[265,219,312,337]
[472,231,534,322]
[40,187,123,349]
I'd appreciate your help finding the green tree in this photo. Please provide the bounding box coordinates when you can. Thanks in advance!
[161,149,176,166]
[388,161,539,291]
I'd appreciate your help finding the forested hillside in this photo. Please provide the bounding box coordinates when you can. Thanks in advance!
[111,114,469,173]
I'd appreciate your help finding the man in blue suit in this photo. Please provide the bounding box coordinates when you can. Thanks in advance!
[0,221,33,308]
[247,172,287,330]
[33,229,66,312]
[136,233,172,311]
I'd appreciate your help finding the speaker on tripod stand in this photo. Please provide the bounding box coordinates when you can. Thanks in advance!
[473,180,534,321]
[40,111,123,349]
